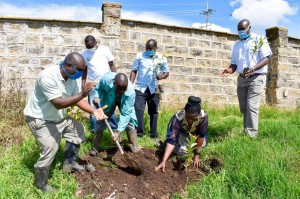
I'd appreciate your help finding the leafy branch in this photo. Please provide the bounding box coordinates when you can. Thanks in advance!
[154,53,168,71]
[247,36,268,68]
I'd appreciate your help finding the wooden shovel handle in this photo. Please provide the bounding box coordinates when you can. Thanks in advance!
[104,119,124,155]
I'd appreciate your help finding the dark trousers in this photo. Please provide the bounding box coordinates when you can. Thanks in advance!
[135,88,159,138]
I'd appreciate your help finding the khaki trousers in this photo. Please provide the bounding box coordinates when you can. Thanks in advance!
[25,116,85,168]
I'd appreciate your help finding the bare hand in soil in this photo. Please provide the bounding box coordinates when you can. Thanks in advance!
[193,155,201,169]
[93,105,108,120]
[155,161,166,172]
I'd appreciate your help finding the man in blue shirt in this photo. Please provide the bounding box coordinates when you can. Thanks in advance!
[89,72,140,156]
[130,39,169,139]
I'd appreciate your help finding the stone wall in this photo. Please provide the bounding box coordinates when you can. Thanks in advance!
[0,2,299,108]
[266,27,300,108]
[119,20,239,105]
[0,19,104,90]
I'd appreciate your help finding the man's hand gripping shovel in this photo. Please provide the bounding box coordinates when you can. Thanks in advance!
[94,98,142,175]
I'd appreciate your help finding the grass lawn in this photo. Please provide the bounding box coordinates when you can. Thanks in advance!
[0,105,299,199]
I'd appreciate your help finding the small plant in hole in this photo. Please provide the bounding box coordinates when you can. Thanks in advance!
[182,134,198,172]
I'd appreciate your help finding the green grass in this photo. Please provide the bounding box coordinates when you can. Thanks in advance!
[0,105,299,199]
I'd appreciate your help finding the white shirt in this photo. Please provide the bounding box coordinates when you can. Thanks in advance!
[231,33,272,74]
[24,65,81,122]
[82,46,115,82]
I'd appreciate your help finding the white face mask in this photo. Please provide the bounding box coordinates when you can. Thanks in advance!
[87,47,96,53]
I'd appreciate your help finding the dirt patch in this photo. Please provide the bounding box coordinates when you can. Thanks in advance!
[74,148,221,199]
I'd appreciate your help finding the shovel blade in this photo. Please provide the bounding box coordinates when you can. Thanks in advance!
[122,152,142,175]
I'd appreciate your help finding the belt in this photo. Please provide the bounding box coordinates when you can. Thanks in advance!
[239,73,266,78]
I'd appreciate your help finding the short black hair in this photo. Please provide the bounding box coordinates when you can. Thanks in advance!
[146,39,157,47]
[84,35,96,43]
[184,96,201,115]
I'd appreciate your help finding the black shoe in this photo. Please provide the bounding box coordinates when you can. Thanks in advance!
[137,134,144,138]
[62,161,85,173]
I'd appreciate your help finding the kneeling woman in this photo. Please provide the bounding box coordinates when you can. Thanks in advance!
[155,96,208,172]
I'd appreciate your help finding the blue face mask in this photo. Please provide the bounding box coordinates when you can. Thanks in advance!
[238,27,250,40]
[144,50,156,58]
[60,60,83,80]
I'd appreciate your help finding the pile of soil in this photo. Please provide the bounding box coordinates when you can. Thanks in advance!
[74,148,221,199]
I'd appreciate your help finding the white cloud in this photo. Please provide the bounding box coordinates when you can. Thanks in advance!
[0,2,188,26]
[0,2,231,33]
[230,0,298,34]
[192,23,231,33]
[121,11,188,26]
[0,2,102,21]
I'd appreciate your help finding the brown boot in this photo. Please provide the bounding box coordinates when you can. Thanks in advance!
[126,129,140,153]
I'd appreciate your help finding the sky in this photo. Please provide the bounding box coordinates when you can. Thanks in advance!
[0,0,299,38]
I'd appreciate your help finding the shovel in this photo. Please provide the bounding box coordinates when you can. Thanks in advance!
[104,119,142,175]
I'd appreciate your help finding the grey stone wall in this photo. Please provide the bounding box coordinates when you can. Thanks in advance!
[0,2,299,108]
[119,20,239,105]
[266,27,300,108]
[0,19,104,91]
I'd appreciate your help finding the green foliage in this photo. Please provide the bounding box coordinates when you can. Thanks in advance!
[182,135,197,171]
[248,36,268,68]
[0,102,299,198]
[252,36,267,53]
[66,106,85,121]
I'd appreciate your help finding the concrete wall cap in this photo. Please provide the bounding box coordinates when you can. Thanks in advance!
[102,2,122,9]
[0,16,102,24]
[266,26,288,31]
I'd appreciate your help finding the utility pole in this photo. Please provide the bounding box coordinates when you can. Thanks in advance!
[200,1,215,30]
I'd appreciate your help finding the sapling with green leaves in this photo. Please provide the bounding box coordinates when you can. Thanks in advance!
[246,36,268,73]
[182,134,198,172]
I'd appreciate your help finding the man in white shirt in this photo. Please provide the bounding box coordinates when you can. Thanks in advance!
[82,35,118,133]
[221,19,272,138]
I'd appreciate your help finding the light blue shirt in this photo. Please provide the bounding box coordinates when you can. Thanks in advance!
[132,52,168,94]
[231,33,272,74]
[92,72,137,132]
[24,65,81,122]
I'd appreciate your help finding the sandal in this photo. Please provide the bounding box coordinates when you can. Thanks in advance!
[89,148,99,157]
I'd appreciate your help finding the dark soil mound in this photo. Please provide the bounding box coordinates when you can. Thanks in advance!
[74,148,221,199]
